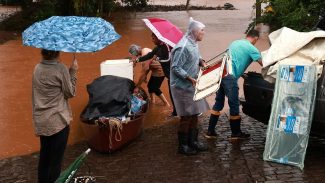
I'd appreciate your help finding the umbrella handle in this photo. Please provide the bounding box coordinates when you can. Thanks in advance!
[71,53,78,70]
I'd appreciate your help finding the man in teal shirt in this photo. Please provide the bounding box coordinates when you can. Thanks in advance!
[205,29,262,139]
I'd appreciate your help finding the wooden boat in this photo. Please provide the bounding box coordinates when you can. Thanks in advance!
[80,96,148,153]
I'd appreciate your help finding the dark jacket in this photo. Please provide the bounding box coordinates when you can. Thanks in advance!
[138,44,171,79]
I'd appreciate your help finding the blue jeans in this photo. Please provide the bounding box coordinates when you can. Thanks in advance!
[212,75,239,116]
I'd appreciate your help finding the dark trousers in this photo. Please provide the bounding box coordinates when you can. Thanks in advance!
[38,126,70,183]
[167,79,177,116]
[148,75,164,96]
[160,61,177,116]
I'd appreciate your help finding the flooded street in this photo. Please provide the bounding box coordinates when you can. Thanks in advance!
[0,0,269,159]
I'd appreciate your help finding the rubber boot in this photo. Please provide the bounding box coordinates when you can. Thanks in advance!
[205,114,219,138]
[188,129,208,152]
[208,114,219,133]
[229,117,250,139]
[177,132,197,155]
[229,117,241,135]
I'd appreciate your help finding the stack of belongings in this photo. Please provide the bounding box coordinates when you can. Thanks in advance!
[81,75,146,124]
[80,75,147,151]
[262,27,325,169]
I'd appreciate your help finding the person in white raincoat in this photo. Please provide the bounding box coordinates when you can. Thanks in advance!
[170,17,210,155]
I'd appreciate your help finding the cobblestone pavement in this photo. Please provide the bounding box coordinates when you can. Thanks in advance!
[1,113,325,183]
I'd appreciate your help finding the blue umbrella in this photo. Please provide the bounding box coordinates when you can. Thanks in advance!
[22,16,121,52]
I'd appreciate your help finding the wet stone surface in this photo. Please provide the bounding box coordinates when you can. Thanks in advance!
[1,113,325,182]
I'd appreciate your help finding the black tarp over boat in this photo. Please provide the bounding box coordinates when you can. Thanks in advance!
[80,75,148,153]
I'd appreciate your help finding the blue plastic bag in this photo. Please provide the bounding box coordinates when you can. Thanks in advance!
[130,95,147,114]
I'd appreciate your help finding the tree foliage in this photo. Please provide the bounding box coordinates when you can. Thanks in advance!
[255,0,325,32]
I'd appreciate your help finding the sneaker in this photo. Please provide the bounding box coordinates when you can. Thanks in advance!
[230,132,250,140]
[204,131,217,139]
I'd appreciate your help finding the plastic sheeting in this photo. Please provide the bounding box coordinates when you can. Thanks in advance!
[80,75,135,121]
[261,27,325,83]
[262,27,325,68]
[263,64,317,170]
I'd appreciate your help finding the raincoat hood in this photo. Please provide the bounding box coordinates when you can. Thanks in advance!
[186,17,205,42]
[172,17,205,53]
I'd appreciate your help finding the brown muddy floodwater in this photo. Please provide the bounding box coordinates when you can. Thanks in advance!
[0,0,270,159]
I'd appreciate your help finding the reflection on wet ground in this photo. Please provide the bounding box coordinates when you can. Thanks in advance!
[0,0,261,159]
[3,113,325,182]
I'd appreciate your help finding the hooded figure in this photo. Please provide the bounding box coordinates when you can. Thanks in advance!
[170,17,210,155]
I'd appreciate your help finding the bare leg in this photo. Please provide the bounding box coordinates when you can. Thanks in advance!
[158,93,170,107]
[150,93,155,103]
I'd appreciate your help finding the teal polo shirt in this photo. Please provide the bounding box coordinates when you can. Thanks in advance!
[228,39,261,79]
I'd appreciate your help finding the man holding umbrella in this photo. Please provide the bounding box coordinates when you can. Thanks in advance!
[132,18,183,117]
[133,33,176,115]
[32,49,78,182]
[23,16,121,182]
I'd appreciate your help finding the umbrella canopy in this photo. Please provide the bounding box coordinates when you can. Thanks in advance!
[142,18,183,47]
[55,148,91,183]
[23,16,120,52]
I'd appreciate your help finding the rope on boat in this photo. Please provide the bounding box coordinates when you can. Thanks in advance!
[108,117,123,149]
